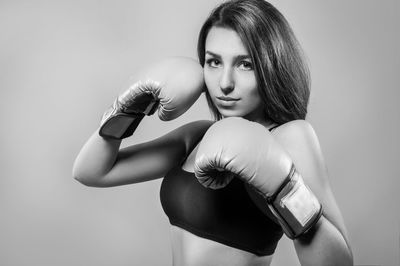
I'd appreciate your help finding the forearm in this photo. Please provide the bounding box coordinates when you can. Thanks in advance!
[294,215,353,266]
[73,128,122,184]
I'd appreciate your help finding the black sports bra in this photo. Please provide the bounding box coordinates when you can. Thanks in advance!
[159,124,283,256]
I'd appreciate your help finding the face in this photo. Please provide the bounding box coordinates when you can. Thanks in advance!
[204,26,264,121]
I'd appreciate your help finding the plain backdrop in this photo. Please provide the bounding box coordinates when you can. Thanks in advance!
[0,0,399,265]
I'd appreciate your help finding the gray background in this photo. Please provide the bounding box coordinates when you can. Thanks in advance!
[0,0,399,265]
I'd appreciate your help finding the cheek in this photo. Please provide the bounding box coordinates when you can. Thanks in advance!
[237,73,258,97]
[204,70,218,95]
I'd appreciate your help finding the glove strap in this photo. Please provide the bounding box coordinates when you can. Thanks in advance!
[99,112,145,140]
[99,98,156,140]
[266,164,323,239]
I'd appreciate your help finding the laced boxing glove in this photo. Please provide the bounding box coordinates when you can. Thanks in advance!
[194,117,322,239]
[99,57,204,139]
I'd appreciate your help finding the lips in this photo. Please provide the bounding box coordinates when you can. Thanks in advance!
[216,96,240,101]
[215,96,240,108]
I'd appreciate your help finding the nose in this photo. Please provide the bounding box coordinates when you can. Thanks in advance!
[219,67,234,94]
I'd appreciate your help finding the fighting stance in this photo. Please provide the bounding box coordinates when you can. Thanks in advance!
[73,0,353,265]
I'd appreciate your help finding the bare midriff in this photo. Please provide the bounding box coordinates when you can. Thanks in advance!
[169,225,273,266]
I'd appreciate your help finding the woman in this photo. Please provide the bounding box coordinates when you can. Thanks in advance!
[73,0,353,265]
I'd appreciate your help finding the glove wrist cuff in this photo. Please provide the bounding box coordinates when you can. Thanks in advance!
[266,164,323,239]
[99,98,145,140]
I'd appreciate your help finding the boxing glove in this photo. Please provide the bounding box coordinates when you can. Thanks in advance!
[194,117,322,239]
[99,57,204,139]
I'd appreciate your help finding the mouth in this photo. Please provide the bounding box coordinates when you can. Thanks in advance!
[216,96,240,102]
[215,96,240,108]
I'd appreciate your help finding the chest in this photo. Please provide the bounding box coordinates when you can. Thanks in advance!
[175,136,281,224]
[159,164,283,255]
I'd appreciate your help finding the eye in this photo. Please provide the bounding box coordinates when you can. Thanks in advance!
[238,60,253,71]
[205,58,221,68]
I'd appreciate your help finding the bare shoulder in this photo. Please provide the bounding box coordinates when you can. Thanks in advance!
[271,119,329,187]
[272,120,323,165]
[272,119,318,146]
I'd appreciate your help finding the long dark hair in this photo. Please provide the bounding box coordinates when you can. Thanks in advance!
[197,0,310,124]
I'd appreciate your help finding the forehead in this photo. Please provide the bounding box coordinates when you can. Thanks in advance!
[205,26,249,56]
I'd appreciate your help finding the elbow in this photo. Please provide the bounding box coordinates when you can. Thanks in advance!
[72,165,103,187]
[72,170,93,187]
[73,174,105,187]
[73,174,97,187]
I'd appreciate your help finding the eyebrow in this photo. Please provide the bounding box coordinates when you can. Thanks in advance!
[205,51,251,61]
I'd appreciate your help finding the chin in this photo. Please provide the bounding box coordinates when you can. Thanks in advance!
[218,109,247,118]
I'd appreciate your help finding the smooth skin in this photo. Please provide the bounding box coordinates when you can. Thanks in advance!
[73,26,353,266]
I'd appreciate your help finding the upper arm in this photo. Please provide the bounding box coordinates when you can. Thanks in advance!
[94,120,213,187]
[272,120,351,249]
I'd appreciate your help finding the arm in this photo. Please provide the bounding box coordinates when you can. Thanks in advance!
[272,120,353,266]
[73,120,213,187]
[73,56,206,187]
[193,117,352,265]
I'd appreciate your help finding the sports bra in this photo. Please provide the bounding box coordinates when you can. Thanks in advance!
[160,124,283,256]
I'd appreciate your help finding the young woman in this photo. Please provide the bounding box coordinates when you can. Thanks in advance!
[73,0,353,265]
